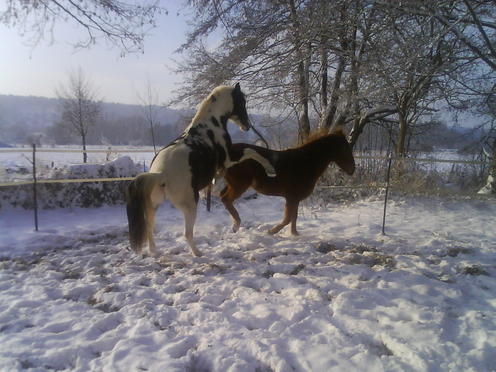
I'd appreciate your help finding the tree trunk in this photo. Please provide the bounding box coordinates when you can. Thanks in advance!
[82,133,88,163]
[320,36,328,110]
[490,138,496,194]
[397,112,408,157]
[478,138,496,195]
[320,3,349,132]
[149,118,157,154]
[296,43,311,142]
[320,54,346,131]
[288,0,311,142]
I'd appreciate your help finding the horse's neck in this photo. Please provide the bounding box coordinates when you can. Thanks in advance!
[294,136,343,177]
[190,101,227,128]
[301,136,337,162]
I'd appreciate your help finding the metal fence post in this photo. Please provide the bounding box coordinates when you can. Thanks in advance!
[206,184,212,212]
[32,144,39,232]
[382,152,393,235]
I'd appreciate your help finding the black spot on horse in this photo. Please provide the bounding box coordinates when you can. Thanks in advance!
[188,143,216,200]
[215,143,226,167]
[207,130,215,145]
[188,127,200,137]
[220,115,229,128]
[223,133,233,149]
[211,116,225,129]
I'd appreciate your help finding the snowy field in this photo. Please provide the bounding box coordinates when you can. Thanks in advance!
[0,146,476,181]
[0,146,156,182]
[0,194,495,371]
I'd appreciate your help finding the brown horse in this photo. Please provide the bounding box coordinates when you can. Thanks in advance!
[220,126,355,235]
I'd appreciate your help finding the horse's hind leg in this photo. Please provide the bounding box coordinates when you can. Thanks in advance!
[145,205,158,256]
[290,201,300,235]
[178,200,202,257]
[220,183,248,232]
[268,200,298,235]
[145,182,166,256]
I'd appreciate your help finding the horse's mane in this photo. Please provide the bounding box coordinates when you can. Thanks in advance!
[302,125,346,145]
[191,85,231,124]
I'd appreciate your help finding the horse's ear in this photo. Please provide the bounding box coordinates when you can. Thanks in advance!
[234,82,241,92]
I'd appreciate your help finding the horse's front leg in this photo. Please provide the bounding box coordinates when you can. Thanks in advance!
[268,200,300,235]
[225,147,275,177]
[220,185,243,232]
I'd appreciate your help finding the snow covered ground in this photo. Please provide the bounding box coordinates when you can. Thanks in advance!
[0,146,155,182]
[0,194,495,371]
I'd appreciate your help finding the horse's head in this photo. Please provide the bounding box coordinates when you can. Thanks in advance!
[206,83,251,131]
[229,82,252,131]
[330,127,356,176]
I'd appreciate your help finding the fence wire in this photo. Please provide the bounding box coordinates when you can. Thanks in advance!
[0,148,490,188]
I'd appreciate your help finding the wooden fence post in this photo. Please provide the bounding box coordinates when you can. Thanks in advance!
[32,144,39,232]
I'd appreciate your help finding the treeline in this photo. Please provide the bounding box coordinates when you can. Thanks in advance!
[44,112,187,147]
[0,95,189,147]
[177,0,496,156]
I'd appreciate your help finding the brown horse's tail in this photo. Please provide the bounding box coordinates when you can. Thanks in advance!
[126,173,163,252]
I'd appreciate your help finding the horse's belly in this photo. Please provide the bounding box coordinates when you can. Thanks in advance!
[152,145,194,198]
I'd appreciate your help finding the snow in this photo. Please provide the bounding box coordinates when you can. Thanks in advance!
[0,194,495,371]
[0,146,154,181]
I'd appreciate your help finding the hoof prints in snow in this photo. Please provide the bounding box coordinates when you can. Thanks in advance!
[0,196,495,371]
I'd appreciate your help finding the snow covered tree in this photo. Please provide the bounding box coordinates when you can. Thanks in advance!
[178,0,496,156]
[137,79,160,153]
[57,68,101,163]
[0,0,162,53]
[176,0,321,141]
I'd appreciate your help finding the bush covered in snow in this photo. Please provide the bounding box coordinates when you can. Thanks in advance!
[0,156,142,210]
[317,153,489,201]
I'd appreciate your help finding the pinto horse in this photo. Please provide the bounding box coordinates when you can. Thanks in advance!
[126,83,275,257]
[220,126,355,235]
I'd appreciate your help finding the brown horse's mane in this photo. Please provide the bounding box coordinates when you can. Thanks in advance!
[300,126,346,146]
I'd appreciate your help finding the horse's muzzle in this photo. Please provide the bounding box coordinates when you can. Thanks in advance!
[346,164,356,175]
[240,118,252,131]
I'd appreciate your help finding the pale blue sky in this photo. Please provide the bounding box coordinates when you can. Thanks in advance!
[0,1,192,105]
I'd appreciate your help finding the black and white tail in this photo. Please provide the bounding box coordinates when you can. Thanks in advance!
[126,173,164,253]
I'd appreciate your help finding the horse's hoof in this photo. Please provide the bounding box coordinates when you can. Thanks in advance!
[232,224,240,233]
[267,168,277,177]
[192,249,203,257]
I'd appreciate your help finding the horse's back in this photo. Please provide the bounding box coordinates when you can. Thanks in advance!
[226,143,321,199]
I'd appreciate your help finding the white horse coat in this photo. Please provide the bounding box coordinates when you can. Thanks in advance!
[126,83,274,257]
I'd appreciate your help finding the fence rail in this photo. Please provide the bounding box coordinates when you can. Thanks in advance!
[0,148,153,153]
[0,146,489,188]
[0,146,491,234]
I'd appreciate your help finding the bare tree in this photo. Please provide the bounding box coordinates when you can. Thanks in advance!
[57,68,101,163]
[137,78,160,153]
[1,0,162,53]
[178,0,494,157]
[176,0,320,141]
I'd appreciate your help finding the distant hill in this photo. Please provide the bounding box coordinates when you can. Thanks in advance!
[0,95,60,130]
[0,94,269,146]
[0,94,485,150]
[0,94,186,130]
